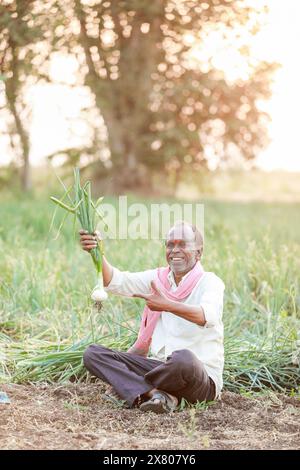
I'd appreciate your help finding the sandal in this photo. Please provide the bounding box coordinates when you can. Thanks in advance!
[140,390,177,414]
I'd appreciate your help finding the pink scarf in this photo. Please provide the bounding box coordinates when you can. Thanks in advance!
[131,262,205,355]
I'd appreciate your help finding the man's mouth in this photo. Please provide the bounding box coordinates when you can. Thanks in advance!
[170,257,184,261]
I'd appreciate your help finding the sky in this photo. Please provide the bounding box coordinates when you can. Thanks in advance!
[1,0,300,172]
[253,0,300,171]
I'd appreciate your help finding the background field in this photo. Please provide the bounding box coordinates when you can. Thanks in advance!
[0,182,299,449]
[0,185,299,389]
[1,0,300,450]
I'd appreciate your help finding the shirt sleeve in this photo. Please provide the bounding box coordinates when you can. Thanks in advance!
[104,267,157,297]
[199,276,225,328]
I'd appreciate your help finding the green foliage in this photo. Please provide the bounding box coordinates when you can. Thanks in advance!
[0,0,276,190]
[178,397,215,412]
[0,191,299,392]
[68,0,276,186]
[0,0,54,190]
[50,168,106,274]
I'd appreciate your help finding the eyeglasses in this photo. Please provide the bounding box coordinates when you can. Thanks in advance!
[164,240,197,250]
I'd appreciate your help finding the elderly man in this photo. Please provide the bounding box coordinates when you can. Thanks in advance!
[80,221,225,413]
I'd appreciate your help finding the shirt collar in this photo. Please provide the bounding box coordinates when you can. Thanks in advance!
[167,269,190,288]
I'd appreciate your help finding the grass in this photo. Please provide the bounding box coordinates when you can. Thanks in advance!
[0,188,299,394]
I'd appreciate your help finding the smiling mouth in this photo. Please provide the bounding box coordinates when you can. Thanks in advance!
[170,257,184,261]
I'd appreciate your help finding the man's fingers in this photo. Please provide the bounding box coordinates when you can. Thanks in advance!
[80,234,96,241]
[81,244,97,252]
[81,238,97,244]
[79,230,98,252]
[132,293,150,301]
[82,243,97,249]
[80,236,97,249]
[79,230,102,243]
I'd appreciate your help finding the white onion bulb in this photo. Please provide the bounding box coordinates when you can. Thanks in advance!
[91,287,108,302]
[91,277,108,302]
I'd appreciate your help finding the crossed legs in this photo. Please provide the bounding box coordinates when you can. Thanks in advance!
[83,344,215,408]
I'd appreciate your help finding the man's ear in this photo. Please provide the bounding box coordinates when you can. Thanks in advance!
[196,247,203,260]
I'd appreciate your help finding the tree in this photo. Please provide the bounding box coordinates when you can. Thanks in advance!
[58,0,276,190]
[0,0,51,190]
[0,1,277,192]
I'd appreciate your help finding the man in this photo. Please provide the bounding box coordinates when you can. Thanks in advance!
[80,221,225,413]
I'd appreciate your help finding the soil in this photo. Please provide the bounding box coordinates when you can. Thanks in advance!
[0,383,299,450]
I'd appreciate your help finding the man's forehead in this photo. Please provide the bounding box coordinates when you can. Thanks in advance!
[167,225,195,241]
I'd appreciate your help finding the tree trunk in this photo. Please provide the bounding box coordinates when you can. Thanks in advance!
[6,92,32,191]
[105,116,147,191]
[21,151,31,192]
[5,37,32,192]
[75,0,163,191]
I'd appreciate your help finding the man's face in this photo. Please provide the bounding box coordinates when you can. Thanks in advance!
[165,225,200,277]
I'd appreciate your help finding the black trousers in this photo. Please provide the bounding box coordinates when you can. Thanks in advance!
[83,344,216,407]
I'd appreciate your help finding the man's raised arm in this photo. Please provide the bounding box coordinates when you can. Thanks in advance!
[79,230,113,286]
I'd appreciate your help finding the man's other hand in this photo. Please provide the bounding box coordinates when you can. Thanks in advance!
[133,281,172,312]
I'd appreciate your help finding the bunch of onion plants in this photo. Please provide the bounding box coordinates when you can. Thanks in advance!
[50,168,107,309]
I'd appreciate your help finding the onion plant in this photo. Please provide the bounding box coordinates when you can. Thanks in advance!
[50,168,108,309]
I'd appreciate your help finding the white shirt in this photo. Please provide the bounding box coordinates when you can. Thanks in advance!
[105,265,225,398]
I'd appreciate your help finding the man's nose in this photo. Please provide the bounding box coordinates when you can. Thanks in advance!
[172,244,180,253]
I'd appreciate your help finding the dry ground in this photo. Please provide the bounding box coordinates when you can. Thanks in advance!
[0,383,299,450]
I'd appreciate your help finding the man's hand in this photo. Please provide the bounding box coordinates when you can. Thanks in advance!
[133,281,172,312]
[79,230,113,286]
[79,229,101,252]
[134,281,207,326]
